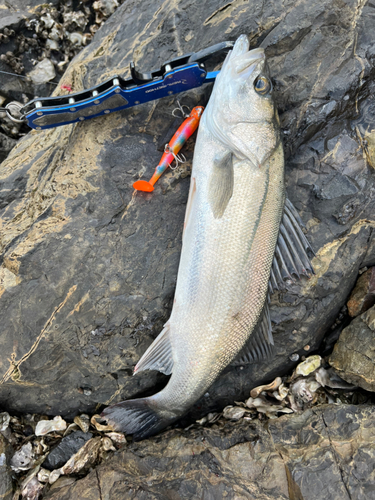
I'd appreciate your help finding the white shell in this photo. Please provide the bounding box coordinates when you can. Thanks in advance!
[35,416,67,436]
[295,355,322,377]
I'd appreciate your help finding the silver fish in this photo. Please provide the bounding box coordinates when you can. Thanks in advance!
[102,35,313,439]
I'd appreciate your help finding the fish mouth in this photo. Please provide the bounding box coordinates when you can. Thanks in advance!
[234,48,265,74]
[229,35,265,75]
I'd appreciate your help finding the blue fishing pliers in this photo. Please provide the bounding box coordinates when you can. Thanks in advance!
[7,41,234,130]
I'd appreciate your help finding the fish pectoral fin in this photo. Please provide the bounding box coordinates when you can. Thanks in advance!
[231,302,274,365]
[269,197,315,293]
[208,152,234,219]
[134,321,174,375]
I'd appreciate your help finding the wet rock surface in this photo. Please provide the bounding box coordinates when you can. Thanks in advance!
[0,0,375,431]
[0,131,17,163]
[347,267,375,317]
[330,305,375,392]
[40,404,375,500]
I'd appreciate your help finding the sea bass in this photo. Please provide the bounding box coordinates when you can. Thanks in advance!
[102,35,313,439]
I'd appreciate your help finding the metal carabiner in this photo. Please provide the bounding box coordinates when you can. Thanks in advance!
[0,102,26,124]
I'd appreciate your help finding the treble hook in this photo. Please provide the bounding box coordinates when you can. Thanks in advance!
[164,144,186,170]
[172,100,190,119]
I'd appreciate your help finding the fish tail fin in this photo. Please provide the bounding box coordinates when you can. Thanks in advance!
[101,397,174,441]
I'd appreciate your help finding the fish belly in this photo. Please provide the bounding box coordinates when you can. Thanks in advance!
[155,123,284,414]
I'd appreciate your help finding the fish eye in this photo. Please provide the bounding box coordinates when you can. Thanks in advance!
[254,75,272,95]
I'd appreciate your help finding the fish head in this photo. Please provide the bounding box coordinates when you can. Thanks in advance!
[205,35,280,167]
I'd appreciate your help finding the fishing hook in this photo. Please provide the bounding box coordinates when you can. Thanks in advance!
[172,100,190,119]
[164,143,186,169]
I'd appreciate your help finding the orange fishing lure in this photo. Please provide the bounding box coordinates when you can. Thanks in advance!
[133,106,204,192]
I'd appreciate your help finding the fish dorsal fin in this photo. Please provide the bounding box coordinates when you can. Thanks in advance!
[269,198,315,293]
[231,301,274,365]
[134,321,174,375]
[208,152,234,219]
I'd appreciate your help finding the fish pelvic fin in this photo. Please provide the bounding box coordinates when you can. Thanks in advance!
[134,321,174,375]
[101,397,175,441]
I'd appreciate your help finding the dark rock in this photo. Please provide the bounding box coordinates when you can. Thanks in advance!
[0,0,375,424]
[43,404,375,500]
[0,132,17,164]
[43,431,93,471]
[60,436,101,475]
[347,267,375,317]
[0,433,13,500]
[329,306,375,392]
[321,304,349,355]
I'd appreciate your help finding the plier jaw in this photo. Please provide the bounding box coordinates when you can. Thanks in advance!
[22,41,235,130]
[130,40,234,84]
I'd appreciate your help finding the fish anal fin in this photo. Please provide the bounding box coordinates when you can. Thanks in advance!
[231,302,274,365]
[208,152,234,219]
[271,197,315,291]
[134,321,174,375]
